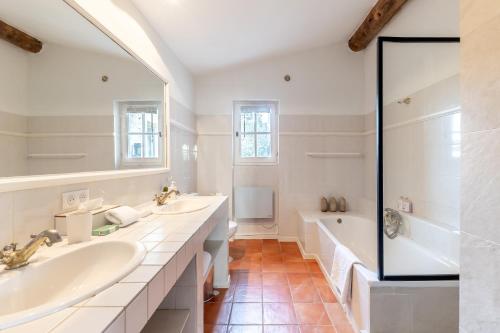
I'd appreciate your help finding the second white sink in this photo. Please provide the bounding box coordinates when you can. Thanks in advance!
[152,198,210,215]
[0,240,145,329]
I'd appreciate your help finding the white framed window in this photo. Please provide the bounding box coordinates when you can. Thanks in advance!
[233,101,278,165]
[117,101,164,168]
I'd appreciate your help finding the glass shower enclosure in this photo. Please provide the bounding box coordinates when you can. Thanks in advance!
[377,37,460,280]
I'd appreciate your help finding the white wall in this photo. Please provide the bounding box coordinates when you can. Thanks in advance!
[0,0,196,246]
[195,43,365,115]
[0,40,30,176]
[460,1,500,331]
[196,44,366,237]
[0,40,29,116]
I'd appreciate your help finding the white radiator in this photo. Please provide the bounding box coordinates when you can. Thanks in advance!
[234,187,273,219]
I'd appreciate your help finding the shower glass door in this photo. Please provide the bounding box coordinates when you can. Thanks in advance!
[377,37,460,280]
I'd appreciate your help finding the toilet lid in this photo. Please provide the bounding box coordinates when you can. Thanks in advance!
[229,220,238,231]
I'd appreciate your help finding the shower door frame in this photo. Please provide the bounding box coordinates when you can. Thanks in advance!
[376,36,460,281]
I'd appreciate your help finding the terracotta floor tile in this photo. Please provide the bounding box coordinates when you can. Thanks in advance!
[316,286,337,303]
[262,262,287,273]
[287,273,312,286]
[230,303,263,325]
[231,240,248,247]
[263,303,297,325]
[205,325,228,333]
[205,302,233,325]
[282,253,305,263]
[323,304,354,333]
[234,286,263,302]
[299,326,337,333]
[293,303,331,325]
[290,284,322,303]
[246,239,264,247]
[263,325,300,333]
[310,273,329,287]
[243,253,263,262]
[279,242,299,250]
[262,272,288,286]
[236,272,263,286]
[227,326,263,333]
[285,262,309,273]
[262,245,282,254]
[262,254,284,264]
[234,261,262,272]
[263,285,292,302]
[306,262,322,274]
[207,240,353,333]
[280,245,301,256]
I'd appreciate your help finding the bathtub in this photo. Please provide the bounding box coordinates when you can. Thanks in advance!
[298,211,459,333]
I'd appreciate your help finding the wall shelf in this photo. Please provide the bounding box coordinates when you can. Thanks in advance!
[306,152,364,158]
[27,153,87,159]
[142,309,190,333]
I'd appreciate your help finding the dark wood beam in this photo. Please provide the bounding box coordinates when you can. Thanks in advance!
[0,19,42,53]
[348,0,408,52]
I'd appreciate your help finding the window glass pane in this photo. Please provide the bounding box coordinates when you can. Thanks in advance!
[256,134,272,157]
[144,134,158,158]
[127,112,142,133]
[145,112,153,133]
[256,111,271,132]
[240,133,255,158]
[152,112,159,133]
[241,112,255,133]
[128,134,143,158]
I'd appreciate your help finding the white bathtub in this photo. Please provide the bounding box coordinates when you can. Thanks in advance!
[298,211,459,333]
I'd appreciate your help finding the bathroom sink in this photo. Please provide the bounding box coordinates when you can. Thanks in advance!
[152,198,210,215]
[0,240,145,329]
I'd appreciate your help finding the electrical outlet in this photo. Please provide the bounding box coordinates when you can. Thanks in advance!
[62,189,89,210]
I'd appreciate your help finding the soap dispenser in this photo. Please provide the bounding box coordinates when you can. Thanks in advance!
[169,179,178,199]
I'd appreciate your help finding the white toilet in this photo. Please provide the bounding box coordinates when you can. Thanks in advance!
[228,220,238,239]
[228,220,238,262]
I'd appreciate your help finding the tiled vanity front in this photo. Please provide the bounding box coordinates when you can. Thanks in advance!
[4,196,229,333]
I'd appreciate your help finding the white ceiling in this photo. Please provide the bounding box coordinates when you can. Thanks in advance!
[0,0,128,58]
[132,0,375,74]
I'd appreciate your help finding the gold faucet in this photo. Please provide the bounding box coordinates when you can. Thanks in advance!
[153,189,180,206]
[0,230,62,270]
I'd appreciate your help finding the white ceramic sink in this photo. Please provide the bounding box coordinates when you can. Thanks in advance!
[152,198,210,215]
[0,240,145,329]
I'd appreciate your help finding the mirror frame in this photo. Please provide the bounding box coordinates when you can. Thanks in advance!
[376,36,460,281]
[0,0,171,192]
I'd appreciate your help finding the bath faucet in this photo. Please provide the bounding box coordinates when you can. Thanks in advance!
[0,229,62,270]
[153,189,180,206]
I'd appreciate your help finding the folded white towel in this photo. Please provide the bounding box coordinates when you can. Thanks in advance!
[330,244,363,304]
[105,206,141,227]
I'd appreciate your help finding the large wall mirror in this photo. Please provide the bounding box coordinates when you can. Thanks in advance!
[377,37,460,281]
[0,0,167,180]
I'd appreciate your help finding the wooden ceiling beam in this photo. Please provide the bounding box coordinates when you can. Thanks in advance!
[0,19,42,53]
[348,0,408,52]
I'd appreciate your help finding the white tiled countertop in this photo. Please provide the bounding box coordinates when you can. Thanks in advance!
[3,195,228,333]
